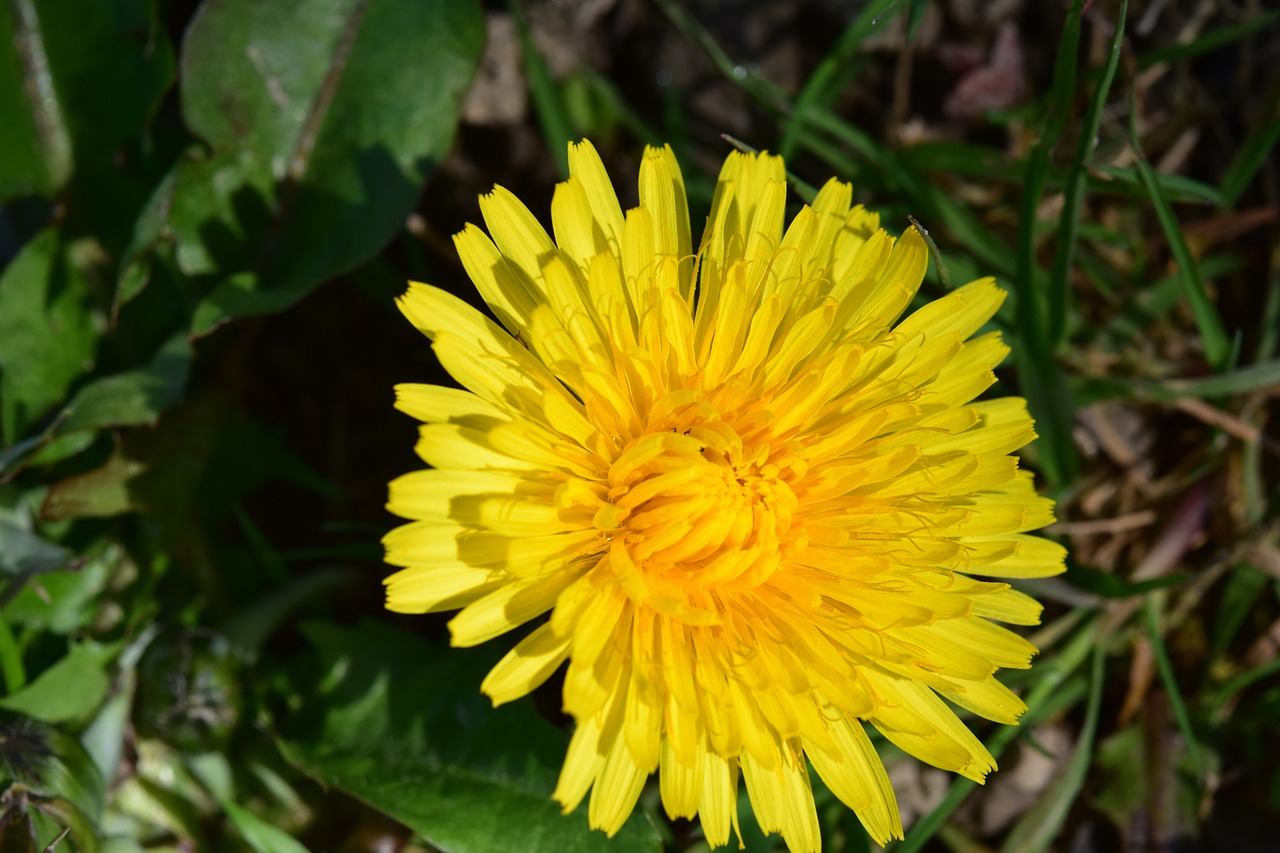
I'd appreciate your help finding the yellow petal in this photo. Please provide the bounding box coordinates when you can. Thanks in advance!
[845,226,926,334]
[393,383,509,425]
[566,139,625,256]
[479,184,557,286]
[739,740,821,853]
[454,223,540,335]
[938,675,1027,725]
[805,715,903,844]
[894,277,1006,343]
[448,568,584,646]
[481,621,572,705]
[962,533,1068,578]
[588,735,648,836]
[386,469,543,522]
[698,751,741,849]
[869,677,996,782]
[383,563,503,614]
[414,423,531,471]
[554,713,604,814]
[638,144,692,293]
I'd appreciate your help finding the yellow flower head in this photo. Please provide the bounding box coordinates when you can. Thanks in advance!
[384,140,1066,851]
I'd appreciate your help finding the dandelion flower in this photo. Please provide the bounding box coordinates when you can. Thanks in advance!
[384,140,1066,851]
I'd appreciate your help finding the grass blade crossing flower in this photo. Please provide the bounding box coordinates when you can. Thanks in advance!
[384,140,1066,851]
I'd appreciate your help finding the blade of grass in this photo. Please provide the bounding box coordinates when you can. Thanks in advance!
[779,0,901,161]
[1128,89,1232,370]
[1207,564,1269,666]
[1208,655,1280,717]
[896,146,1225,204]
[897,141,1010,178]
[1138,10,1280,68]
[1219,82,1280,210]
[1045,0,1083,137]
[577,69,663,146]
[507,0,574,177]
[1010,0,1085,489]
[905,0,933,38]
[1014,213,1077,487]
[658,2,913,205]
[1145,596,1205,779]
[792,128,869,189]
[655,0,789,116]
[801,108,909,191]
[660,0,931,224]
[1254,245,1280,364]
[1099,254,1243,344]
[1047,0,1128,347]
[1242,250,1280,522]
[999,645,1105,853]
[1138,358,1280,399]
[1091,164,1224,207]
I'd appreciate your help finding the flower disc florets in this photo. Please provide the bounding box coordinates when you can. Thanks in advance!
[600,407,806,598]
[384,140,1066,852]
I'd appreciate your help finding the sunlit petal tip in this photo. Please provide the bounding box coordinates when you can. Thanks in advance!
[385,138,1064,852]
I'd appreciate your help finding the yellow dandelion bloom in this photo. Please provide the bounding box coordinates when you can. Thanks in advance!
[384,140,1066,851]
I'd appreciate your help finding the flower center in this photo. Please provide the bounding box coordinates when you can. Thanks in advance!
[593,416,807,590]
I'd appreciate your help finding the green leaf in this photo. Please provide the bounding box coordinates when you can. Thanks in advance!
[38,446,143,522]
[3,545,118,635]
[39,392,229,524]
[222,801,309,853]
[0,0,174,201]
[0,522,72,579]
[0,228,99,444]
[112,167,180,313]
[0,641,122,724]
[0,0,72,198]
[58,334,192,435]
[276,621,662,853]
[173,0,484,335]
[165,150,272,279]
[0,431,50,478]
